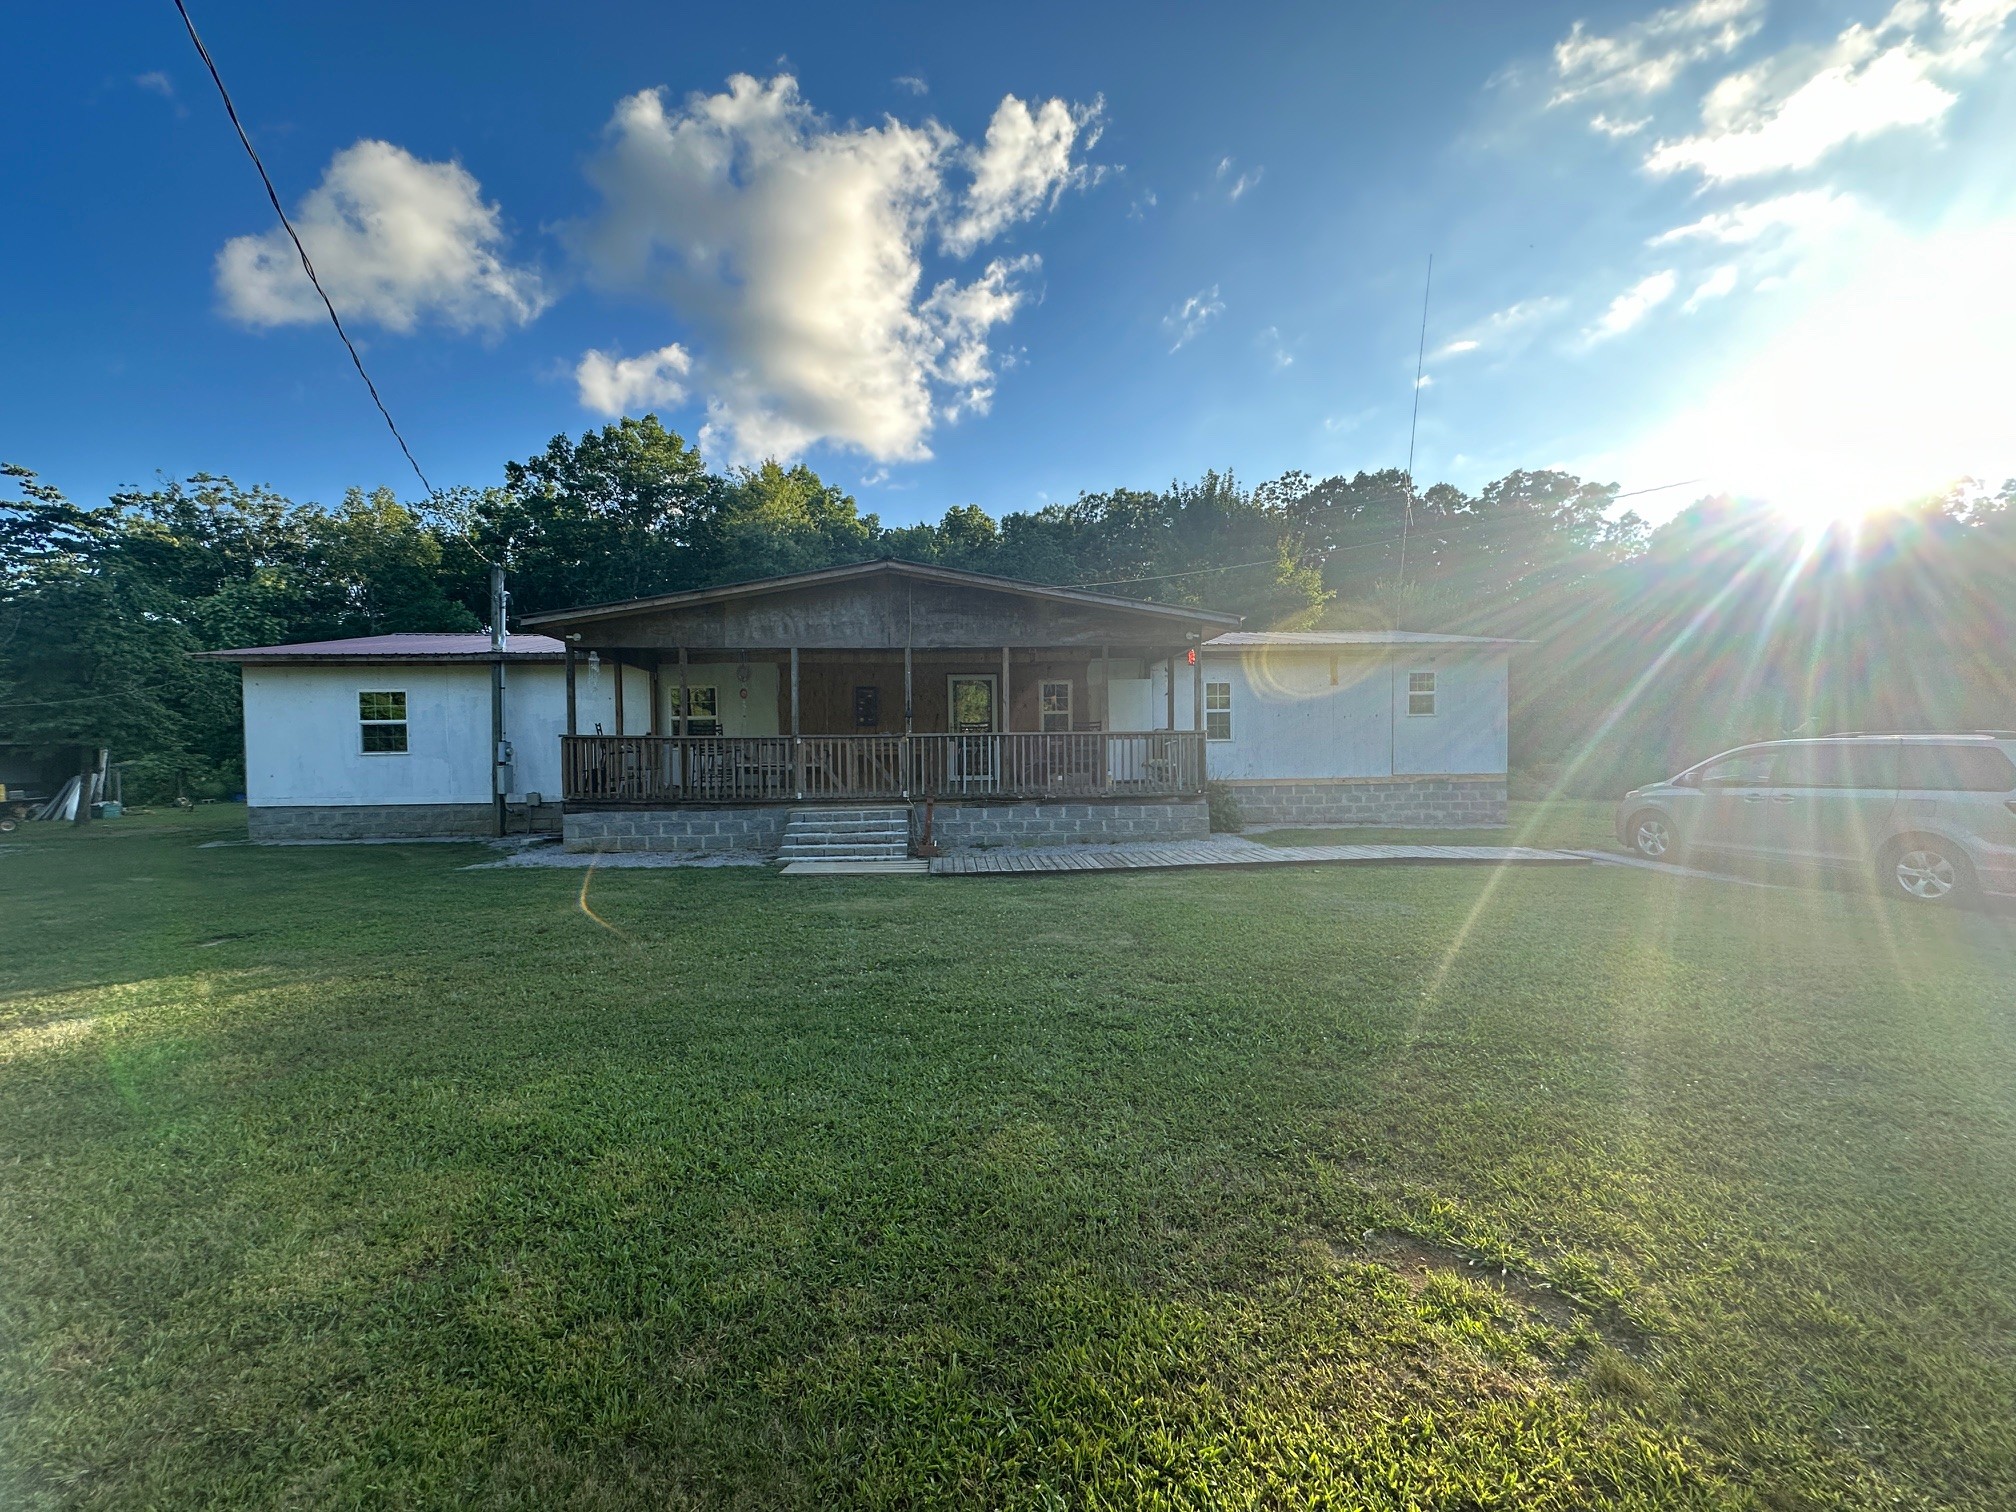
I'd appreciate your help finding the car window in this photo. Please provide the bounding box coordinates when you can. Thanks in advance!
[1897,743,2016,792]
[1770,742,1898,790]
[1696,750,1774,787]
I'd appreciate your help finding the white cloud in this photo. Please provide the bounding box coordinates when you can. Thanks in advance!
[1643,0,2015,181]
[1550,0,1765,104]
[216,140,548,334]
[893,75,928,95]
[1215,156,1263,200]
[1258,325,1293,368]
[1585,269,1677,341]
[1436,296,1568,358]
[1589,112,1651,137]
[1649,189,1857,244]
[943,94,1104,256]
[1682,264,1740,310]
[570,74,1098,465]
[575,343,693,415]
[135,70,175,100]
[1164,286,1224,351]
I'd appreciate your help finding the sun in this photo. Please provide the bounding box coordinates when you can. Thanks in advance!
[1613,216,2016,528]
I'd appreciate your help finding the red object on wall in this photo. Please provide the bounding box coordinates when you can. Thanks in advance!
[1186,647,1197,664]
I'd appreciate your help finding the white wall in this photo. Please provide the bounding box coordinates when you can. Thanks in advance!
[1147,646,1509,780]
[244,665,498,806]
[244,661,581,808]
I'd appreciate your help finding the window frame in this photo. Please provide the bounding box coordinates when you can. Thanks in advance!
[683,684,721,737]
[358,689,409,756]
[1039,679,1073,734]
[1406,670,1437,717]
[1204,680,1233,742]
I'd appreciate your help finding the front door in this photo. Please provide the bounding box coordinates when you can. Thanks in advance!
[948,675,999,790]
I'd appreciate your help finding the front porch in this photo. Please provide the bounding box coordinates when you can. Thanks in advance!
[523,560,1239,850]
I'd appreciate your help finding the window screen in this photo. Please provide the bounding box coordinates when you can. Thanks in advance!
[1040,680,1072,733]
[1204,681,1232,741]
[1769,742,1898,790]
[1407,671,1436,716]
[359,690,408,754]
[1898,743,2016,792]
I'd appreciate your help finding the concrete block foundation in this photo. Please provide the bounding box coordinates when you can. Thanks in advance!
[925,799,1209,852]
[248,803,500,840]
[563,807,792,855]
[1221,777,1507,828]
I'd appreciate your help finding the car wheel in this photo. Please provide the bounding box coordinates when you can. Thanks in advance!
[1884,838,1974,905]
[1628,811,1673,860]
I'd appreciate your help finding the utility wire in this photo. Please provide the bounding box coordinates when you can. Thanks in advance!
[1399,254,1433,583]
[172,0,438,504]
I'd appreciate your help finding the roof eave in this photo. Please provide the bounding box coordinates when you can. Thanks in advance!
[520,558,1242,631]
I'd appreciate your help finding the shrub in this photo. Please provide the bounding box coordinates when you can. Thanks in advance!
[1206,781,1244,833]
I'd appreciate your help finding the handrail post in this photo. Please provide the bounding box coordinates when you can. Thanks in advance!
[793,736,805,801]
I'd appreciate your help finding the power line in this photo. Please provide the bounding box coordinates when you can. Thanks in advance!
[172,0,438,503]
[1399,254,1433,583]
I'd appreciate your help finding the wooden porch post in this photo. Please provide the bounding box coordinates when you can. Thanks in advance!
[649,657,662,735]
[564,643,578,735]
[1000,646,1011,732]
[790,647,804,800]
[1166,654,1177,731]
[901,643,913,798]
[677,647,688,736]
[1192,642,1206,795]
[612,655,624,735]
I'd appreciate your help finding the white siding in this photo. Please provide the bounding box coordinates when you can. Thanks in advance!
[244,665,497,807]
[1151,646,1508,780]
[243,661,578,808]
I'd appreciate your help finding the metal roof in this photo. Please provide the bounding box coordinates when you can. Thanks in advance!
[519,557,1244,631]
[1204,631,1527,649]
[192,633,566,664]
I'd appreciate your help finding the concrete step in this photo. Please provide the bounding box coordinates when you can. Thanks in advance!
[780,859,930,876]
[778,844,910,860]
[783,817,909,833]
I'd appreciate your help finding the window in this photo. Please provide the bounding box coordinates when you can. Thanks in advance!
[684,686,720,736]
[1040,680,1073,733]
[359,690,408,754]
[1204,681,1233,741]
[1898,742,2016,792]
[1694,749,1773,787]
[1770,742,1898,790]
[1407,670,1437,717]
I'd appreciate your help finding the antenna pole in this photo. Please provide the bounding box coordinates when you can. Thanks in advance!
[1400,253,1433,584]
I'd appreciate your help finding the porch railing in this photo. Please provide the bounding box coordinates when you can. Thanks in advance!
[561,732,1206,805]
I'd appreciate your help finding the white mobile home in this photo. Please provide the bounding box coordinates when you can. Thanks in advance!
[201,564,1518,847]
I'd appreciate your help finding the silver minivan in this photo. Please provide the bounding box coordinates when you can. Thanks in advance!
[1616,734,2016,904]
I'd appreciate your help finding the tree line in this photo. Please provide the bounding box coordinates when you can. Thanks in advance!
[4,415,2011,802]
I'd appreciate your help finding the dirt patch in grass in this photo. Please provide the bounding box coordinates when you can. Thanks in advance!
[1356,1228,1585,1331]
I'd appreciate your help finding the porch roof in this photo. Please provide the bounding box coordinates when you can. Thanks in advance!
[520,558,1242,653]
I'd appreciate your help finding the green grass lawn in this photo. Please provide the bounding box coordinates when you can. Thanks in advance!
[3,807,2013,1509]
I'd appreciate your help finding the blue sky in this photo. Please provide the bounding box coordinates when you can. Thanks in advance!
[7,0,2014,526]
